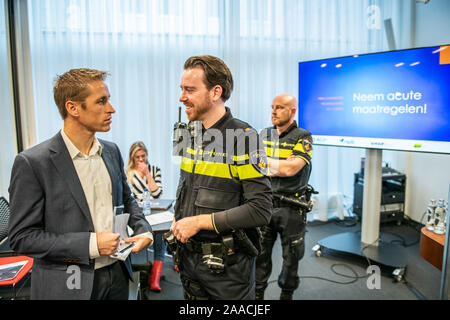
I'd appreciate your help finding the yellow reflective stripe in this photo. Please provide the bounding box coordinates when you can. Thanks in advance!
[295,155,311,165]
[180,157,194,173]
[278,148,293,158]
[264,147,292,159]
[189,147,251,161]
[293,141,305,153]
[280,142,295,148]
[233,154,249,162]
[182,156,268,179]
[194,161,232,179]
[293,141,312,157]
[295,146,312,157]
[186,148,195,155]
[229,164,239,178]
[263,140,274,146]
[211,213,219,234]
[264,146,273,157]
[236,164,264,179]
[186,148,204,156]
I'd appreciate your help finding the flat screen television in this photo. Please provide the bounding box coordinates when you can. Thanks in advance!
[298,45,450,154]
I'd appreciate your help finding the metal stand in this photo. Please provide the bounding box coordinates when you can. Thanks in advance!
[314,149,408,281]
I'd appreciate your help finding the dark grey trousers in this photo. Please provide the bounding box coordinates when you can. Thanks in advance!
[90,261,129,300]
[255,206,306,292]
[179,248,256,300]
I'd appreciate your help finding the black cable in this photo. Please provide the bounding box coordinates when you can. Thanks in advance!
[160,266,429,301]
[333,216,358,228]
[380,220,421,247]
[360,236,378,267]
[401,277,427,300]
[301,263,368,284]
[266,261,369,287]
[358,231,427,300]
[307,216,358,228]
[388,234,420,247]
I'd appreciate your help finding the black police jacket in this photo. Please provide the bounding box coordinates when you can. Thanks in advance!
[174,107,273,242]
[261,121,312,195]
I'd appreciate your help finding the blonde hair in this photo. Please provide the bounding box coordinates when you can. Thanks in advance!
[126,141,148,185]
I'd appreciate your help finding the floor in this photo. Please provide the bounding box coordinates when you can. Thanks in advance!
[0,218,444,300]
[140,218,444,301]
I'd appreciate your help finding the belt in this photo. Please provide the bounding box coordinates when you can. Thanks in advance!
[183,239,207,253]
[183,237,239,256]
[182,238,234,273]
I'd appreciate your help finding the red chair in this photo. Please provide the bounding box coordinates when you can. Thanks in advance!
[0,197,33,299]
[0,256,33,299]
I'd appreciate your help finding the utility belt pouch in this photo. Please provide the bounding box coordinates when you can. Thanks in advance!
[233,229,259,257]
[222,234,237,265]
[299,208,307,224]
[201,243,225,274]
[164,230,177,252]
[164,230,181,266]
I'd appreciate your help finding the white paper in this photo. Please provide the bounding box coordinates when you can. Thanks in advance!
[145,211,174,226]
[110,213,133,261]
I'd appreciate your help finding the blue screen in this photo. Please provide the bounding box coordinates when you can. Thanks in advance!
[298,45,450,154]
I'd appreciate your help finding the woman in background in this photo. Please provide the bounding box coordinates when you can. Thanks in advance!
[126,141,165,292]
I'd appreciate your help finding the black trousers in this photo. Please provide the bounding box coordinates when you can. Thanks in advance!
[179,247,256,300]
[255,206,306,292]
[90,261,129,300]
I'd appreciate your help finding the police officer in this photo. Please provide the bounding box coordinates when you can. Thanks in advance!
[255,94,313,300]
[171,55,273,300]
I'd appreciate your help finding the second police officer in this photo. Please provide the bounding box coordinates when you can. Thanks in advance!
[255,94,314,300]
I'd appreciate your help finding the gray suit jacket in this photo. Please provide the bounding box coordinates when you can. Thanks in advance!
[8,132,152,300]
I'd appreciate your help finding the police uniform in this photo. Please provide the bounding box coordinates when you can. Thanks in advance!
[174,107,272,300]
[255,120,312,299]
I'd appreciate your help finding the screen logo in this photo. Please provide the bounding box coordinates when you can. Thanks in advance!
[340,138,355,145]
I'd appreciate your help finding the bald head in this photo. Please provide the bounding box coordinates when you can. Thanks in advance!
[271,94,297,130]
[274,94,297,110]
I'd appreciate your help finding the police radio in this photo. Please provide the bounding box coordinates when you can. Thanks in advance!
[172,106,188,156]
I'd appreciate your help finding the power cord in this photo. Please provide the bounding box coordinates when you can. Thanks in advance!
[386,232,420,247]
[267,263,368,287]
[265,236,376,287]
[380,216,423,247]
[158,222,427,299]
[300,263,369,285]
[333,216,358,228]
[401,277,427,300]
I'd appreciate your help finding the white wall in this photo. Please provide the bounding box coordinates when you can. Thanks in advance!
[414,0,450,47]
[398,0,450,222]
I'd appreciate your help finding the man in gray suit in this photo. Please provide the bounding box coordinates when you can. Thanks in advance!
[8,68,153,300]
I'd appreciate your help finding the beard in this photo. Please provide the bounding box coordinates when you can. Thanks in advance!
[272,116,290,128]
[185,96,213,121]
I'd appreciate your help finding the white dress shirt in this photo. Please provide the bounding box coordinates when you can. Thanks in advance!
[61,129,119,269]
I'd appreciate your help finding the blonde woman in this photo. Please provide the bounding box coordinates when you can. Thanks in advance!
[126,141,165,292]
[126,142,162,201]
